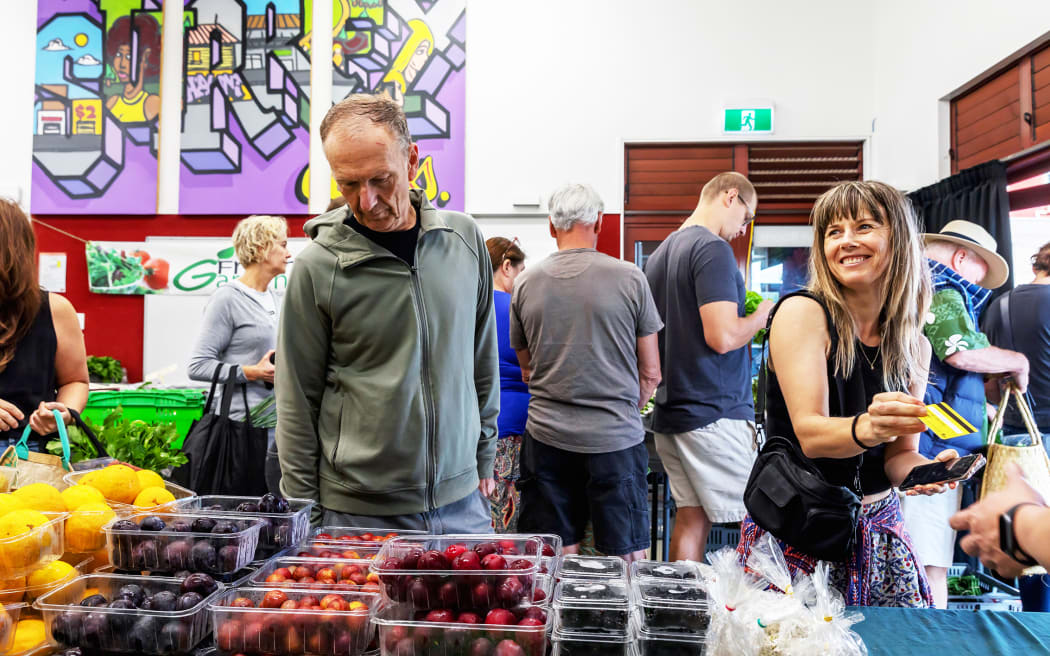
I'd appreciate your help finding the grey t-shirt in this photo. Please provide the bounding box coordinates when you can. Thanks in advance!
[509,248,663,454]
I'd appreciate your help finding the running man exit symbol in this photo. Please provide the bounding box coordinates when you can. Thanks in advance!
[723,107,774,133]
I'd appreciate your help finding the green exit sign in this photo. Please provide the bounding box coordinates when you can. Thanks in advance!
[723,107,774,133]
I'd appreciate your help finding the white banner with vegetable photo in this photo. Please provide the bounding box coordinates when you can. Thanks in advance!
[86,239,309,296]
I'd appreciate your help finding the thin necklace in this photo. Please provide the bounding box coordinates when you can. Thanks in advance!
[860,343,881,370]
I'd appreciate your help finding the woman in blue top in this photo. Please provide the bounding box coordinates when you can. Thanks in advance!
[486,237,529,532]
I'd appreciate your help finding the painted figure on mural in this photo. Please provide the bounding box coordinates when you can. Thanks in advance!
[105,14,161,122]
[380,19,433,107]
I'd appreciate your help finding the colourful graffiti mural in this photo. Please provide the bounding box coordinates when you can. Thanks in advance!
[32,0,165,214]
[330,0,465,210]
[178,0,311,214]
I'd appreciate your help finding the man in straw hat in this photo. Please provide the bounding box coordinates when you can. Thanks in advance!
[900,219,1030,608]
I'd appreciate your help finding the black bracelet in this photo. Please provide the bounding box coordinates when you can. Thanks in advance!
[851,413,868,450]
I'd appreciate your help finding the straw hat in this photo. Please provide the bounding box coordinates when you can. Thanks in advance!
[923,220,1009,289]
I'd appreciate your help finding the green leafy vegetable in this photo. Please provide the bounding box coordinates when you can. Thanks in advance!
[249,395,277,429]
[87,356,124,383]
[47,407,187,472]
[745,290,765,315]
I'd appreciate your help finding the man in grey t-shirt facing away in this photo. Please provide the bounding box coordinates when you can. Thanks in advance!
[644,172,772,562]
[510,183,663,561]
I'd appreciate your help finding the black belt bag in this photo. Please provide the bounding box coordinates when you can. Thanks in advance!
[744,434,861,562]
[743,292,862,563]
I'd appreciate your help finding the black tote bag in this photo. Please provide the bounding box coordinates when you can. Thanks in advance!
[173,365,268,495]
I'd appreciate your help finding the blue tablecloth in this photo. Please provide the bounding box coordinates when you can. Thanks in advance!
[852,607,1050,655]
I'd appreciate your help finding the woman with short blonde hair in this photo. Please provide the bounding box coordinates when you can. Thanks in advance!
[188,215,291,494]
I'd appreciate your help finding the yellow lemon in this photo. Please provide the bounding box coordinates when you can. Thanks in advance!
[60,485,106,512]
[25,559,75,589]
[133,486,176,508]
[0,510,52,573]
[0,577,25,603]
[0,495,25,518]
[64,503,116,553]
[11,483,65,514]
[83,465,141,505]
[9,618,46,653]
[136,470,166,491]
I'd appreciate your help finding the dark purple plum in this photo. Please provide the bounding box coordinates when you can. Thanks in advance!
[128,616,157,652]
[146,590,177,612]
[158,621,190,653]
[274,523,292,546]
[190,540,217,571]
[140,516,166,532]
[211,520,237,534]
[190,517,216,533]
[258,493,280,513]
[106,599,137,633]
[173,570,191,579]
[51,612,82,644]
[175,591,203,611]
[115,583,145,606]
[80,594,108,607]
[79,612,108,650]
[131,539,160,570]
[60,649,82,656]
[218,544,240,571]
[110,519,137,532]
[235,501,260,513]
[170,520,192,532]
[163,539,193,571]
[180,572,218,597]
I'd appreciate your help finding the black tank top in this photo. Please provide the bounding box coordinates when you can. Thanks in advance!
[764,291,892,496]
[0,290,58,447]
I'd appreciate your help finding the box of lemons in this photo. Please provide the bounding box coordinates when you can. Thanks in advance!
[0,510,67,579]
[63,465,195,513]
[7,615,44,655]
[59,485,106,512]
[0,555,93,604]
[0,601,25,652]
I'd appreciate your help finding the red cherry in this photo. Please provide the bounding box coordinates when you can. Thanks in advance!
[445,543,469,561]
[484,608,517,626]
[481,554,507,571]
[457,611,482,624]
[425,609,456,623]
[453,550,482,570]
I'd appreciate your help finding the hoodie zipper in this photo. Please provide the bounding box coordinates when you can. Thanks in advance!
[409,263,438,511]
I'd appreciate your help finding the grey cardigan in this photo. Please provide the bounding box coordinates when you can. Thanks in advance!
[187,282,280,420]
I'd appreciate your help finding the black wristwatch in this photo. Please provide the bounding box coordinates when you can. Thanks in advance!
[999,503,1040,567]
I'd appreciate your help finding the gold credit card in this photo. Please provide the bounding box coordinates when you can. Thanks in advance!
[921,402,978,439]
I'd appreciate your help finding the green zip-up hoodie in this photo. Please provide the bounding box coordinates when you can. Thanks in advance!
[275,190,499,518]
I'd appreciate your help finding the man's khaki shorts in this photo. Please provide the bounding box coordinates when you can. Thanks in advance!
[654,418,758,524]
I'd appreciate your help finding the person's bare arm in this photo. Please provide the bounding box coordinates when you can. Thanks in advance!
[636,333,661,410]
[698,299,773,354]
[772,296,926,459]
[946,346,1029,392]
[29,293,89,435]
[515,348,532,384]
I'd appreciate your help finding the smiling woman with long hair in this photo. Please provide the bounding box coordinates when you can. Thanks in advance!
[0,199,89,450]
[736,181,957,608]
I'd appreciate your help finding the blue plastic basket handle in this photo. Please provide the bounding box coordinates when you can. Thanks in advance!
[16,408,71,471]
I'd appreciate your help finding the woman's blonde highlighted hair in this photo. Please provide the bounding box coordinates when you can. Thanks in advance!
[808,181,932,393]
[232,215,288,268]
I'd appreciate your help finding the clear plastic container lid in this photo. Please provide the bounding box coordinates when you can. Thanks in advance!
[551,614,635,643]
[637,623,707,642]
[553,579,631,609]
[635,579,708,609]
[630,559,700,582]
[557,555,627,581]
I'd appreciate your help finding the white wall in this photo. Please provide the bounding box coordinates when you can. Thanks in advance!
[2,1,1048,215]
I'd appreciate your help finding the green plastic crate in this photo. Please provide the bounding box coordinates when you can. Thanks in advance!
[83,389,206,448]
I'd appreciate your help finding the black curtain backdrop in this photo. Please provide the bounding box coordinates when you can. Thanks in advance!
[908,161,1014,292]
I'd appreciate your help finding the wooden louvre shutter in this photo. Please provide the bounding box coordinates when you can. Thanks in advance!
[949,38,1050,174]
[624,145,736,212]
[747,142,863,212]
[1033,43,1050,145]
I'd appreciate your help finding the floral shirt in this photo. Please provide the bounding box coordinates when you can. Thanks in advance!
[924,289,990,362]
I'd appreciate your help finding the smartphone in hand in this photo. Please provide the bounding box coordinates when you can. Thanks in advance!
[899,453,986,491]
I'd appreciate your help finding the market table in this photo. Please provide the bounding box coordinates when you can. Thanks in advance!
[851,607,1050,654]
